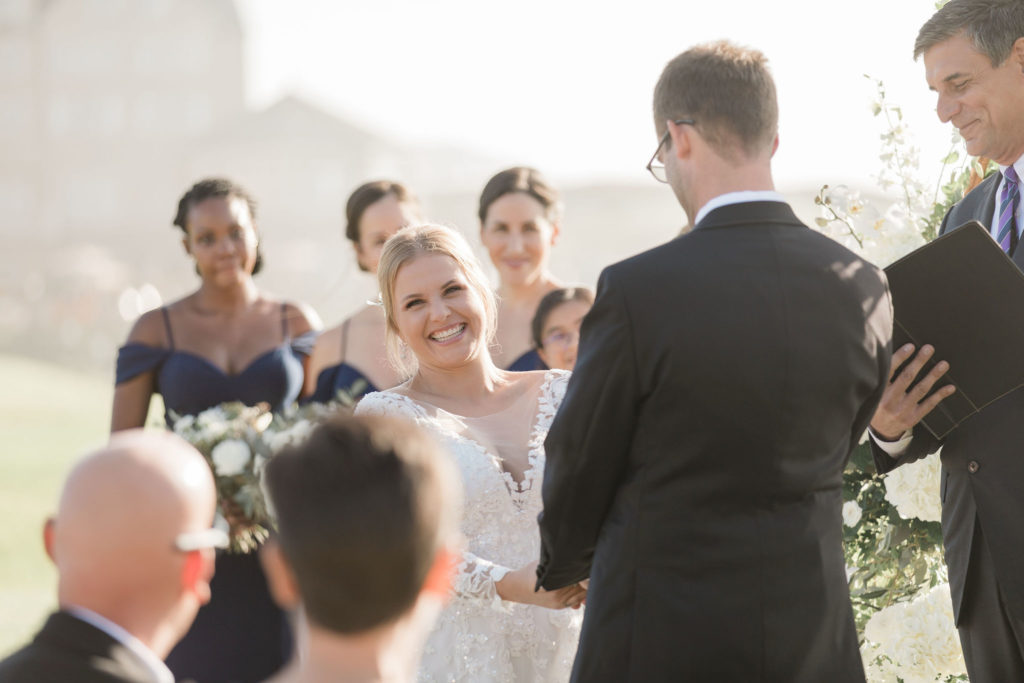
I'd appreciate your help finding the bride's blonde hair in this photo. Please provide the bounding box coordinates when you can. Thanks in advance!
[377,224,498,376]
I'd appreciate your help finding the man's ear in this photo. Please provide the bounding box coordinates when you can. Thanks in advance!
[182,235,191,257]
[771,134,780,158]
[667,120,693,161]
[259,539,301,609]
[420,545,459,601]
[43,518,56,564]
[1013,37,1024,76]
[180,549,214,605]
[549,221,560,247]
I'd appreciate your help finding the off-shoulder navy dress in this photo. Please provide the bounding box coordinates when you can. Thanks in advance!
[506,348,548,372]
[306,318,378,404]
[116,305,314,683]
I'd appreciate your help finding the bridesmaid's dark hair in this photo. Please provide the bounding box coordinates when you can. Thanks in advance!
[173,178,263,275]
[477,167,562,225]
[345,181,419,272]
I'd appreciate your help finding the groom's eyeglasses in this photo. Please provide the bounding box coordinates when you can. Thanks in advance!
[646,118,696,183]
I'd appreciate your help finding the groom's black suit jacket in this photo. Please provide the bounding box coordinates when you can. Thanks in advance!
[871,172,1024,626]
[538,201,892,683]
[0,611,161,683]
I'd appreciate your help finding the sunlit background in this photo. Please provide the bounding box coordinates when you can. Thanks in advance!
[0,0,953,653]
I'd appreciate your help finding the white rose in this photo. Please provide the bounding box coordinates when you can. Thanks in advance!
[195,406,230,441]
[864,583,965,682]
[211,439,251,476]
[883,452,942,522]
[173,414,195,434]
[266,420,313,453]
[842,500,863,527]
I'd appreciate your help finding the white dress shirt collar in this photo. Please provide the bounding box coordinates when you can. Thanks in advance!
[65,606,175,683]
[694,190,787,227]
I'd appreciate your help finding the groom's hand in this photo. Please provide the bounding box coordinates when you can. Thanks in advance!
[870,343,956,441]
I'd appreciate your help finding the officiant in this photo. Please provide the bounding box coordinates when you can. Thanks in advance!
[869,1,1024,679]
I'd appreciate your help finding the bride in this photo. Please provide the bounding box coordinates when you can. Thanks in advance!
[355,224,585,682]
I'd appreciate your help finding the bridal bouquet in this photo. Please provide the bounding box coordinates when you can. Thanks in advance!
[818,77,980,681]
[171,400,344,552]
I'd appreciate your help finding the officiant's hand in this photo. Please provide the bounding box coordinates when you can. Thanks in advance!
[496,560,587,610]
[870,343,956,441]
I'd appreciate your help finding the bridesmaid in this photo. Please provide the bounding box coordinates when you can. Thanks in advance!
[478,167,564,371]
[112,177,320,682]
[530,286,594,371]
[305,181,420,402]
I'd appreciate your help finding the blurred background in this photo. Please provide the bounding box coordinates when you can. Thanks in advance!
[0,0,949,655]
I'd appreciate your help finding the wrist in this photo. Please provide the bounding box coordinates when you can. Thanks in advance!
[870,424,906,443]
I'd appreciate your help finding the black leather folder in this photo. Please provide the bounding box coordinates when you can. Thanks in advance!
[884,221,1024,439]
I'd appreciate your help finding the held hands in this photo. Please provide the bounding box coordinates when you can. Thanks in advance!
[870,344,956,441]
[495,560,587,610]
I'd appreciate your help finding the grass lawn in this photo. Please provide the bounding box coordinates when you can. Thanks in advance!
[0,355,124,656]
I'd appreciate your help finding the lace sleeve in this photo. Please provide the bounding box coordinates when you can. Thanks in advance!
[353,391,420,419]
[454,551,514,612]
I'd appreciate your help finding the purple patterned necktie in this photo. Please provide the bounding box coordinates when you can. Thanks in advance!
[997,165,1020,255]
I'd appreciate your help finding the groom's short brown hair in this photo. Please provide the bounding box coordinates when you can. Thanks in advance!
[265,413,461,633]
[653,40,778,161]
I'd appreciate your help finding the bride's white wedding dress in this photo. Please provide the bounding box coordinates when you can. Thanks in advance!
[355,369,582,682]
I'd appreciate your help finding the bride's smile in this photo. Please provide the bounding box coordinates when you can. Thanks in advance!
[392,252,488,368]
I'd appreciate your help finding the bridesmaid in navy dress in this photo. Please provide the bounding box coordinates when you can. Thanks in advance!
[477,167,565,372]
[112,178,320,682]
[305,181,420,403]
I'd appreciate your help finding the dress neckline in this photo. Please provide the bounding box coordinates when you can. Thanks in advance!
[380,370,565,495]
[395,371,549,419]
[122,342,295,379]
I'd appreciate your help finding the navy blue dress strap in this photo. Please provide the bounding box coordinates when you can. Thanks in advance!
[279,302,288,340]
[160,306,175,349]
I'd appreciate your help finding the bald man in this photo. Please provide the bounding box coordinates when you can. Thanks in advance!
[0,430,225,683]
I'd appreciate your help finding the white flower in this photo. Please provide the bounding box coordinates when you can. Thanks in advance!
[195,406,230,440]
[883,452,942,522]
[211,439,251,476]
[172,414,195,434]
[863,583,966,683]
[842,501,863,527]
[266,419,313,453]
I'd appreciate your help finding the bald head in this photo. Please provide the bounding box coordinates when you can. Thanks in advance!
[47,430,218,655]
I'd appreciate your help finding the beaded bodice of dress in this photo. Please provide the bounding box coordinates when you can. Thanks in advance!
[355,370,581,682]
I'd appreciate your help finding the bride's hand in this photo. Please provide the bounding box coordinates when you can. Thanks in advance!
[495,561,587,610]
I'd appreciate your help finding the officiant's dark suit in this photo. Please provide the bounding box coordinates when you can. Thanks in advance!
[867,3,1024,680]
[537,42,892,683]
[0,611,163,683]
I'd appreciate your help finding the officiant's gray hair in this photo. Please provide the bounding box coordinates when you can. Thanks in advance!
[653,41,778,162]
[377,223,498,375]
[915,0,1024,65]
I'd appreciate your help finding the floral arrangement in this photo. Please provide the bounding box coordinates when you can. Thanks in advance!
[172,399,349,553]
[818,76,993,681]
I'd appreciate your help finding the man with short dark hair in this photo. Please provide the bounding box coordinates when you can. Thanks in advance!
[0,431,223,683]
[537,40,892,682]
[869,1,1024,679]
[260,413,461,683]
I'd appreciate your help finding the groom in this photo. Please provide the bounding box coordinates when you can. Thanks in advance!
[537,41,893,682]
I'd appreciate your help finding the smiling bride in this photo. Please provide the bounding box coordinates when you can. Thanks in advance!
[354,223,585,682]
